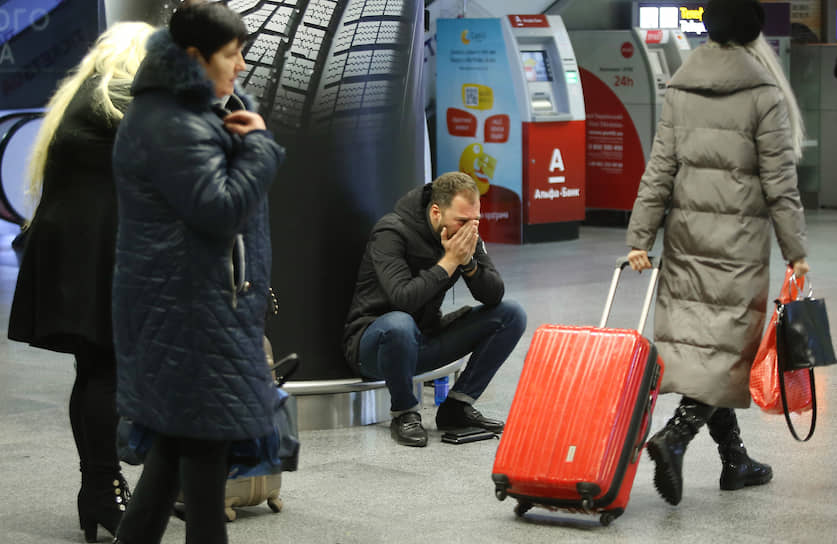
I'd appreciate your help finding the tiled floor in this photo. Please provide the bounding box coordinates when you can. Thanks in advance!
[1,211,835,543]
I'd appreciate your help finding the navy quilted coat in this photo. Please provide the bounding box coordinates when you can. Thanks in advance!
[111,30,285,440]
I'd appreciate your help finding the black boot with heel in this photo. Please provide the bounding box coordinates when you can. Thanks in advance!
[78,472,131,543]
[71,346,129,542]
[707,408,772,490]
[70,341,131,542]
[645,397,715,505]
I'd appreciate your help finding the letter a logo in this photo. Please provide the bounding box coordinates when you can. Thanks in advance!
[0,44,15,65]
[549,148,565,172]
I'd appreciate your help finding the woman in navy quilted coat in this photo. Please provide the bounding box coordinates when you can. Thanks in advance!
[110,4,284,543]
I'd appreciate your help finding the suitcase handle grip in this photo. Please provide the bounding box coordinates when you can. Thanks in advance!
[599,256,660,332]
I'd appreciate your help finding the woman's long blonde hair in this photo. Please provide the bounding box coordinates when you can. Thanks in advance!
[745,34,805,162]
[26,21,155,210]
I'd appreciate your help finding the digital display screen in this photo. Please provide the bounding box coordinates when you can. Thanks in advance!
[635,2,790,37]
[521,51,552,82]
[660,6,680,28]
[639,6,660,29]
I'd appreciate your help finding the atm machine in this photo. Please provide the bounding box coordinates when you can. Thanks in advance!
[568,27,689,223]
[637,28,692,120]
[510,14,587,242]
[435,14,586,243]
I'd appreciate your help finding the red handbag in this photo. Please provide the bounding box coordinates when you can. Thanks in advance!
[749,267,813,415]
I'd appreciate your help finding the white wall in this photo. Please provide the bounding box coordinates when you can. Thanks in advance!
[465,0,556,17]
[102,0,173,27]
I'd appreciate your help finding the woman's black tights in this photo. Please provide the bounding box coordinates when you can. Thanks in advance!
[115,435,230,544]
[70,341,120,476]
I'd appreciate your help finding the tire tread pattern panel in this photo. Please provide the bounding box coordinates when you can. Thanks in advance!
[241,4,280,34]
[229,0,417,142]
[309,0,414,138]
[229,0,302,111]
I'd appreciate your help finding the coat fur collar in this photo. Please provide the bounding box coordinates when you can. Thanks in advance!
[669,42,775,95]
[131,29,254,111]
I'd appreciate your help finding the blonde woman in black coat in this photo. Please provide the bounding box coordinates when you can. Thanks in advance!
[8,22,154,542]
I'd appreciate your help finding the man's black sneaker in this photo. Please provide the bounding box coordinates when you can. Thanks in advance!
[390,411,428,447]
[436,399,504,433]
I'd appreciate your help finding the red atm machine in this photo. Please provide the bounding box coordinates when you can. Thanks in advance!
[509,15,587,242]
[569,24,690,225]
[436,14,586,243]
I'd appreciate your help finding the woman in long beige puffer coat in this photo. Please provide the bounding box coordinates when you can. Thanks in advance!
[625,0,809,507]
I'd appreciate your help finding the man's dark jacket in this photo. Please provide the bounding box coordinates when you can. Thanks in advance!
[342,184,505,374]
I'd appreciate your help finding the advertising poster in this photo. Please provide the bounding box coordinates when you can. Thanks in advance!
[571,31,649,212]
[0,0,98,109]
[436,18,523,244]
[580,69,647,211]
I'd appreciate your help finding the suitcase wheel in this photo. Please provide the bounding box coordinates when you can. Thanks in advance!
[492,475,510,501]
[514,501,533,518]
[599,509,623,526]
[224,507,237,522]
[267,496,283,513]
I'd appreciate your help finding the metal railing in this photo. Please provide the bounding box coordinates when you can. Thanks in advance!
[0,111,44,225]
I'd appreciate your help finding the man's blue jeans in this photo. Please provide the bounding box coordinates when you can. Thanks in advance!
[358,300,527,413]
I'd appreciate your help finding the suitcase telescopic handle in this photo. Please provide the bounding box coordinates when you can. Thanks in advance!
[598,256,661,333]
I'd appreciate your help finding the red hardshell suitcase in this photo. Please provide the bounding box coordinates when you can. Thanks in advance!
[492,258,664,526]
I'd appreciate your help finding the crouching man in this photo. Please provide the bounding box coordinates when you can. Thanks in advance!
[343,172,526,447]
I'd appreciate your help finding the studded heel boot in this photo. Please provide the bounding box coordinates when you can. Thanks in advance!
[707,408,773,490]
[78,472,131,543]
[645,397,715,505]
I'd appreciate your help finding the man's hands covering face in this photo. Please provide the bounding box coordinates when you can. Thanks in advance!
[441,220,479,266]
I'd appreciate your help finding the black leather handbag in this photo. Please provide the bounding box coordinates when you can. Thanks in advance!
[775,276,837,441]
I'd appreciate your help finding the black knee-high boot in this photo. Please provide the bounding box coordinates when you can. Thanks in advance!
[646,396,715,505]
[69,368,90,532]
[73,343,130,543]
[707,408,772,490]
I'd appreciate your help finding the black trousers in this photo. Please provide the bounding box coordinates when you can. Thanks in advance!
[116,435,230,544]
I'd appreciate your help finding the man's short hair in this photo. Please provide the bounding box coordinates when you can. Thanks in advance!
[430,172,479,209]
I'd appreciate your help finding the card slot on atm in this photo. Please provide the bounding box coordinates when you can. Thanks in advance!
[531,92,554,112]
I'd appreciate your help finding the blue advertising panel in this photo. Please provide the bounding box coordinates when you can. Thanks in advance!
[436,18,523,244]
[1,0,98,109]
[0,0,65,45]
